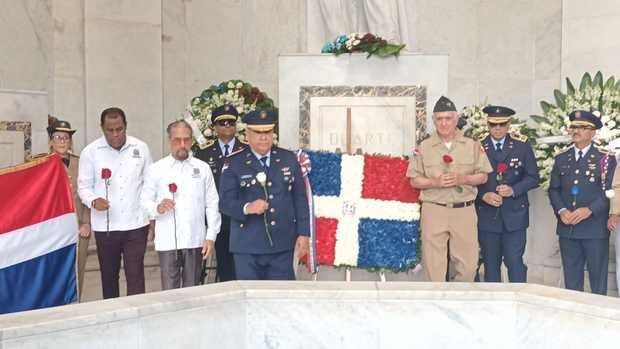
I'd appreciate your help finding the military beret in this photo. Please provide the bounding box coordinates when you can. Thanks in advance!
[47,119,76,136]
[211,104,239,124]
[569,110,602,129]
[242,109,277,132]
[483,105,515,124]
[433,96,457,112]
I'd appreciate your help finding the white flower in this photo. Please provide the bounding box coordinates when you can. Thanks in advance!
[227,82,234,89]
[236,82,243,88]
[602,114,611,123]
[608,120,616,128]
[606,189,615,198]
[593,111,601,117]
[203,128,212,137]
[353,39,360,46]
[256,172,267,185]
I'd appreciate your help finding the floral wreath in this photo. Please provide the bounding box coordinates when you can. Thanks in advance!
[184,80,277,149]
[321,33,406,58]
[460,100,536,143]
[530,72,620,188]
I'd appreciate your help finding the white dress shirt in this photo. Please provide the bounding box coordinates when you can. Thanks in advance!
[218,138,236,156]
[574,143,592,160]
[78,136,153,232]
[141,154,221,251]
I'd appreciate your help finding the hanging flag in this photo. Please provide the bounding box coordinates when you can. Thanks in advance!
[0,154,78,314]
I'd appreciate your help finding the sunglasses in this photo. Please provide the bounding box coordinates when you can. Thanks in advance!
[489,122,509,128]
[215,120,236,127]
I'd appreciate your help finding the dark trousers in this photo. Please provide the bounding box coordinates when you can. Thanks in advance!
[215,228,236,281]
[158,248,202,290]
[94,226,148,299]
[479,229,527,282]
[234,250,295,280]
[559,237,609,295]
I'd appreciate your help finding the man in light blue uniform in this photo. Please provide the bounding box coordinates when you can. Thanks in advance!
[219,109,309,280]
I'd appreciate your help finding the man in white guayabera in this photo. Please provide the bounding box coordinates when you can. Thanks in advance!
[141,120,221,290]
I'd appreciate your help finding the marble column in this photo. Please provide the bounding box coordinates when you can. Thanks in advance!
[84,0,163,158]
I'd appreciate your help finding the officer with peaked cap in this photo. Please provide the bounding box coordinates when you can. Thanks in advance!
[407,96,492,282]
[549,110,616,295]
[476,105,539,282]
[196,104,247,282]
[218,109,310,280]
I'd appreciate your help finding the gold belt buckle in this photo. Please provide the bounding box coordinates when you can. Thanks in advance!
[446,203,454,208]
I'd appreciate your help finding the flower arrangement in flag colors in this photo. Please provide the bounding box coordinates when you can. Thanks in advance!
[306,151,420,271]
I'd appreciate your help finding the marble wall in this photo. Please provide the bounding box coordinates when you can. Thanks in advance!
[412,0,562,119]
[562,0,620,82]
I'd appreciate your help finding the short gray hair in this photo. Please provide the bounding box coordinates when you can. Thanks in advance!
[166,120,193,137]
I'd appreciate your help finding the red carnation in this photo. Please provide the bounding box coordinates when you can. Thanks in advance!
[497,162,508,174]
[250,87,259,94]
[169,183,178,193]
[239,89,245,96]
[442,154,453,164]
[101,168,112,179]
[257,93,265,102]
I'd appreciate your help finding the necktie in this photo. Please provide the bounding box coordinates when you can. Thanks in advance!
[224,144,230,157]
[260,156,269,169]
[577,150,583,162]
[495,142,502,152]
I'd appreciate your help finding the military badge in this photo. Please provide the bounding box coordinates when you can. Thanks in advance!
[133,149,141,158]
[193,167,200,178]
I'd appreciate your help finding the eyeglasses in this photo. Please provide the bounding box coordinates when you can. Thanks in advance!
[52,135,71,143]
[215,120,236,127]
[569,125,594,131]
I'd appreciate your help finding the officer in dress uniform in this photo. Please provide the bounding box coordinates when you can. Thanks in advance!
[476,106,540,282]
[196,104,247,281]
[219,109,310,280]
[549,110,616,295]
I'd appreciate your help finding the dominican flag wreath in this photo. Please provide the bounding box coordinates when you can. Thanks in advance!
[303,151,420,271]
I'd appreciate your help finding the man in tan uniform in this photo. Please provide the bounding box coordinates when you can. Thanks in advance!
[408,96,492,281]
[606,154,620,296]
[45,119,91,300]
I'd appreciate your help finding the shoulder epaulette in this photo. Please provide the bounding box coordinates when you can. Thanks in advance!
[201,139,216,149]
[594,144,612,154]
[476,132,489,142]
[510,133,527,142]
[239,138,249,145]
[228,148,246,157]
[555,145,573,156]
